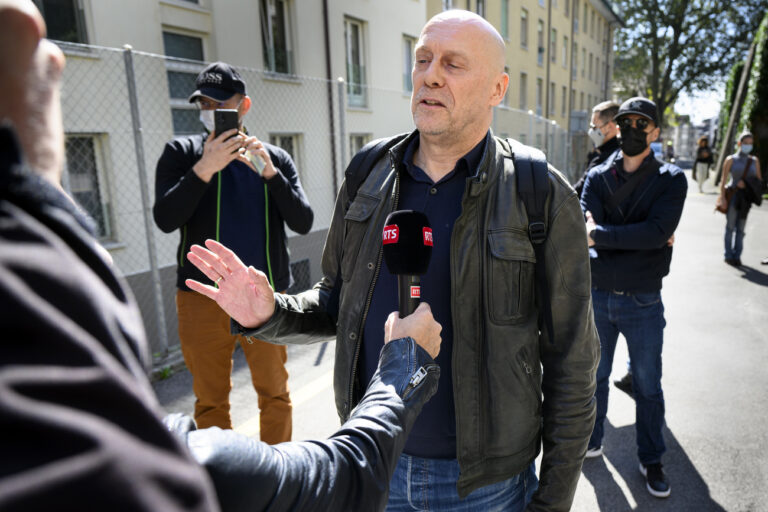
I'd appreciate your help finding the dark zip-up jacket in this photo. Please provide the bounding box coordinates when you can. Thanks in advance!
[167,337,440,512]
[0,125,219,511]
[236,130,600,511]
[580,152,688,293]
[153,133,313,291]
[573,135,620,198]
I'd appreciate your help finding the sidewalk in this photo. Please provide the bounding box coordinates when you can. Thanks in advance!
[568,167,768,511]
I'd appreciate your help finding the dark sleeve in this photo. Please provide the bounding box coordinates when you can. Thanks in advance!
[590,172,688,250]
[264,146,314,234]
[528,176,600,512]
[153,137,211,233]
[177,338,440,512]
[579,168,605,224]
[0,205,219,512]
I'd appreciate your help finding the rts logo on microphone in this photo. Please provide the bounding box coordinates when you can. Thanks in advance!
[383,224,399,244]
[423,227,433,246]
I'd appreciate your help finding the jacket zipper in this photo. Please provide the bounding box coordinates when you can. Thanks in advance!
[346,161,400,417]
[521,359,541,410]
[402,365,438,401]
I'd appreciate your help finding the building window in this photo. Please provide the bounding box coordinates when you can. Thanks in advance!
[501,0,509,39]
[582,47,586,77]
[537,20,544,66]
[344,17,367,108]
[350,133,372,157]
[269,133,302,179]
[561,85,567,117]
[503,66,511,106]
[549,82,556,117]
[562,36,568,67]
[260,0,293,74]
[162,31,205,136]
[571,89,575,112]
[583,4,588,34]
[591,10,596,38]
[519,72,528,110]
[588,52,593,81]
[550,28,557,63]
[580,91,584,110]
[572,42,577,78]
[33,0,88,44]
[536,77,543,116]
[442,0,453,10]
[403,35,416,92]
[565,0,569,17]
[476,0,485,17]
[573,0,579,32]
[64,135,112,239]
[520,9,528,48]
[539,0,545,7]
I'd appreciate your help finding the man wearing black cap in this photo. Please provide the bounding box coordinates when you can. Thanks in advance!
[153,61,314,440]
[580,97,687,498]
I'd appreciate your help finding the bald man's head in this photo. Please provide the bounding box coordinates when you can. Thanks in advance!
[422,10,506,73]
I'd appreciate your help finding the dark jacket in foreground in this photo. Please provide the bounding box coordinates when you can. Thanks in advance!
[581,152,688,292]
[167,337,439,512]
[238,130,600,511]
[153,133,313,292]
[0,125,219,511]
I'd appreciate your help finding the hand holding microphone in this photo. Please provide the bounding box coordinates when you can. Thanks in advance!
[382,210,433,318]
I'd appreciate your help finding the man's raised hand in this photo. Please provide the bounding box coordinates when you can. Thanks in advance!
[185,239,275,328]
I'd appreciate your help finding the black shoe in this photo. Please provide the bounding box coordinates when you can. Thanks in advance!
[761,257,768,265]
[639,462,671,498]
[725,258,738,266]
[735,258,743,267]
[613,372,634,398]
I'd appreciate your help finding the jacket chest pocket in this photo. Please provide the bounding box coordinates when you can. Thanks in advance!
[486,229,536,325]
[341,192,381,281]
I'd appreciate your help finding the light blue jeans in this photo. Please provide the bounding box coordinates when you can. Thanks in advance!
[724,202,747,260]
[386,455,537,511]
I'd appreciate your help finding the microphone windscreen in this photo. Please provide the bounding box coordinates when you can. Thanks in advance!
[382,210,432,275]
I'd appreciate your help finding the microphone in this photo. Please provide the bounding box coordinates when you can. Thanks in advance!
[382,210,433,318]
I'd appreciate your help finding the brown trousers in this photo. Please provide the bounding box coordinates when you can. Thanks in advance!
[176,290,291,443]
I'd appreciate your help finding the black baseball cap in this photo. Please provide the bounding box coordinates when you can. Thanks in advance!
[188,62,247,103]
[614,97,659,126]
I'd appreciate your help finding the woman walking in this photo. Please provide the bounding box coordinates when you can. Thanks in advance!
[694,136,713,192]
[720,132,762,266]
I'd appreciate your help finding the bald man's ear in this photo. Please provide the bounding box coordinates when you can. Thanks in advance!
[488,72,509,107]
[0,2,45,78]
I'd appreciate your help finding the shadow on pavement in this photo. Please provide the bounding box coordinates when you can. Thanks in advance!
[738,265,768,287]
[581,420,726,511]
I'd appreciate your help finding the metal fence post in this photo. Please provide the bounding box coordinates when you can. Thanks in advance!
[337,77,347,172]
[123,44,169,354]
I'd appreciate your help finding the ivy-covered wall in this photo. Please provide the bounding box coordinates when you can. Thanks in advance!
[739,12,768,181]
[717,60,744,149]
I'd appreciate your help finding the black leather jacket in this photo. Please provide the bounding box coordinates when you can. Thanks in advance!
[167,337,439,512]
[240,131,599,511]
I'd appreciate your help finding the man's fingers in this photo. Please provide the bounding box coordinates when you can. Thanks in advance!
[186,250,224,283]
[190,242,231,279]
[204,239,246,273]
[185,279,218,301]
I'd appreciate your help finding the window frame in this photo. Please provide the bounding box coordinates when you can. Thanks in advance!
[259,0,295,75]
[403,34,417,93]
[519,72,528,110]
[520,8,529,49]
[33,0,89,44]
[344,17,368,108]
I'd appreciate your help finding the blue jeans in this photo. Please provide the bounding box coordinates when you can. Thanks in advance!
[386,455,537,511]
[589,288,667,465]
[724,202,747,259]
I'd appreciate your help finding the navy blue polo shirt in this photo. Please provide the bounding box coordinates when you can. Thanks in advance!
[360,133,487,459]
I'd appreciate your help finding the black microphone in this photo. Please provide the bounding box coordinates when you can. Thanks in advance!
[382,210,433,318]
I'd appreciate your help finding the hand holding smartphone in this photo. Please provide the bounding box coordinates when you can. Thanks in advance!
[214,109,239,139]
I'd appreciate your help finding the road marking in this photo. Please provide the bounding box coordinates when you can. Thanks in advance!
[234,370,334,438]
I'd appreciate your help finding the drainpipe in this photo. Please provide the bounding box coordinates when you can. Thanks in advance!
[322,0,339,193]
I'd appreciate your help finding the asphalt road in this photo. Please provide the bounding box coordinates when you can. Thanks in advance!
[154,165,768,511]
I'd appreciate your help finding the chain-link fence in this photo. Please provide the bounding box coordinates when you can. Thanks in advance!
[57,41,589,364]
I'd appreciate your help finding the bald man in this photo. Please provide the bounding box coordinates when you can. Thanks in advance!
[187,10,598,512]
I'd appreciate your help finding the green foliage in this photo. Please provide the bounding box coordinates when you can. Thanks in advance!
[158,366,173,380]
[739,12,768,172]
[718,60,745,152]
[613,0,768,128]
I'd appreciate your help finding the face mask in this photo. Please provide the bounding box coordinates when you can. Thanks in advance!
[619,126,649,157]
[588,127,605,147]
[740,144,753,155]
[199,110,215,132]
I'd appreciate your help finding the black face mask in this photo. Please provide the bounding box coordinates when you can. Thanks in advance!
[619,126,649,156]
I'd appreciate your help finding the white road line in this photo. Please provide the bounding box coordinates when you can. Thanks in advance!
[234,370,334,438]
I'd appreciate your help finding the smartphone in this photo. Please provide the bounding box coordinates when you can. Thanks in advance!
[214,109,239,139]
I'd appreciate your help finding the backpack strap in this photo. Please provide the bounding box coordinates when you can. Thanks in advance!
[506,138,554,344]
[343,133,409,211]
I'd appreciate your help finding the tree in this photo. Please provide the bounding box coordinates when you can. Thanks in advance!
[612,0,768,128]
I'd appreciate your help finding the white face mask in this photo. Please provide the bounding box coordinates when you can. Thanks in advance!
[588,126,605,147]
[740,144,753,155]
[199,109,215,132]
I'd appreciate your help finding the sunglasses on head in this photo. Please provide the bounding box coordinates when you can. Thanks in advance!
[618,117,651,130]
